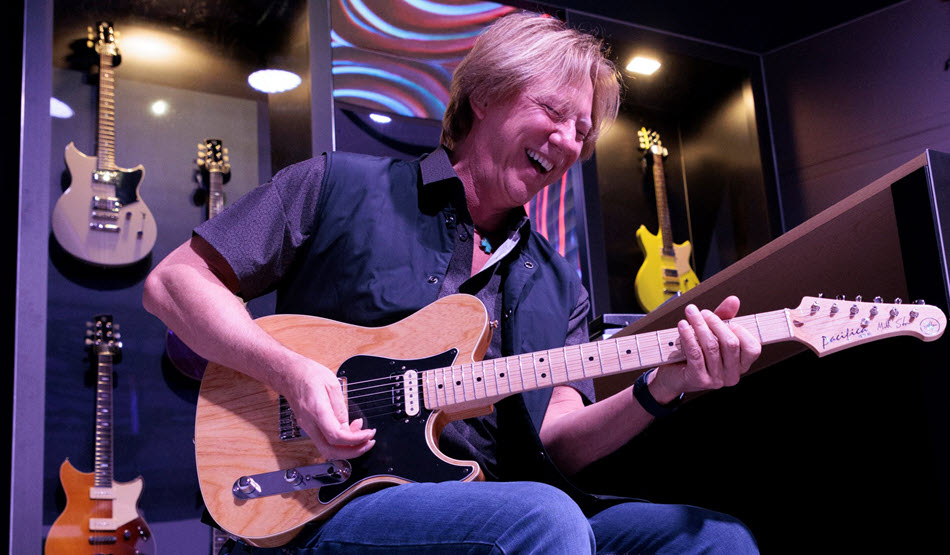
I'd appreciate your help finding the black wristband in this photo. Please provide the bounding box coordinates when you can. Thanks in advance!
[633,369,683,418]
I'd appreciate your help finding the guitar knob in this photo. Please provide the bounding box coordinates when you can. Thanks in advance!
[236,476,261,494]
[284,468,303,486]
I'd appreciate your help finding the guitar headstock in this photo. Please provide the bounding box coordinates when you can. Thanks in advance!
[198,139,231,176]
[87,21,119,58]
[637,127,668,157]
[86,314,122,363]
[788,296,945,356]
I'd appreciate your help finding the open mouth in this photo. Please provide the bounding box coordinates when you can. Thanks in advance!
[526,148,553,174]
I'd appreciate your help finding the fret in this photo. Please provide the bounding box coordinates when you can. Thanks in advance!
[434,367,447,408]
[561,343,584,383]
[598,340,619,374]
[494,358,512,396]
[579,343,603,377]
[514,353,531,393]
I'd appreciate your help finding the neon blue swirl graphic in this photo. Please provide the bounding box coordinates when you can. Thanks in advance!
[345,0,483,41]
[333,88,414,116]
[401,0,506,16]
[333,64,447,114]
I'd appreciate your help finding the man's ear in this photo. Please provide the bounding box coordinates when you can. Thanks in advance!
[469,93,489,119]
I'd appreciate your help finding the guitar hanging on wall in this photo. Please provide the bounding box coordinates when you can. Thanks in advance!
[45,315,156,554]
[51,21,157,267]
[165,139,231,380]
[634,127,700,312]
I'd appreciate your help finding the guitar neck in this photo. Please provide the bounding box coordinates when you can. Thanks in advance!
[651,152,674,252]
[94,353,114,487]
[97,49,117,171]
[424,309,791,410]
[208,171,225,219]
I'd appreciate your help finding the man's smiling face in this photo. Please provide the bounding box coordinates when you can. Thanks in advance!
[466,76,594,211]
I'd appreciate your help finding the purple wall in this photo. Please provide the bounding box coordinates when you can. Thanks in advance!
[765,0,950,227]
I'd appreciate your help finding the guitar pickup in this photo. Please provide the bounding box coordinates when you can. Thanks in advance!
[92,196,121,212]
[90,222,120,233]
[91,210,119,221]
[231,460,352,500]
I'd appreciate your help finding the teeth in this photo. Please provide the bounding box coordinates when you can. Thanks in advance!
[526,148,553,173]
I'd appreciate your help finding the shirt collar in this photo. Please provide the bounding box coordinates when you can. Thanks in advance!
[419,146,459,187]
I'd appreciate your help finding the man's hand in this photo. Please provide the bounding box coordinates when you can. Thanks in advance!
[282,358,377,460]
[649,296,762,402]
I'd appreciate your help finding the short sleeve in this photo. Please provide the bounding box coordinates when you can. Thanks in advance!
[195,155,326,299]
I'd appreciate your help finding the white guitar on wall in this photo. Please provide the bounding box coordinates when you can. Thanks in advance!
[52,21,157,267]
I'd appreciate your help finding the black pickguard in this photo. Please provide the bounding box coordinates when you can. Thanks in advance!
[108,168,143,206]
[317,349,475,503]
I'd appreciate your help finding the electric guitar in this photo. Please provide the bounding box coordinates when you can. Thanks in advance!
[45,315,155,554]
[634,128,700,312]
[193,293,945,547]
[165,139,231,380]
[51,22,157,267]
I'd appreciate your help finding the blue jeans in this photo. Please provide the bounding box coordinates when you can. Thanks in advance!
[243,481,758,554]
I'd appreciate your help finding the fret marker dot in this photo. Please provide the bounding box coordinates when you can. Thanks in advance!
[438,384,443,389]
[499,373,505,377]
[588,356,594,361]
[539,357,545,362]
[541,373,547,378]
[626,349,631,354]
[668,341,674,346]
[456,381,461,386]
[476,377,482,382]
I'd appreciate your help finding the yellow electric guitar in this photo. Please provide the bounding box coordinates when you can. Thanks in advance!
[634,128,700,312]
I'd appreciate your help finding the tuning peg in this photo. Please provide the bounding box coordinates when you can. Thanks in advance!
[894,298,903,304]
[810,300,821,313]
[836,294,845,301]
[855,295,862,302]
[850,304,860,316]
[874,296,883,303]
[830,303,839,315]
[817,293,824,298]
[870,305,879,316]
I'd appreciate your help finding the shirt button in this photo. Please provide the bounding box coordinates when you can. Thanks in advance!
[445,214,456,224]
[458,230,469,242]
[503,309,512,319]
[524,261,535,269]
[427,276,439,284]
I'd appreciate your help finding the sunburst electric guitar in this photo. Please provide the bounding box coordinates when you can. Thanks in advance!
[51,22,157,267]
[165,139,231,380]
[45,315,155,554]
[194,293,945,547]
[634,128,700,312]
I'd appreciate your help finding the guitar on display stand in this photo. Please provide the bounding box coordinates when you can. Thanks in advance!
[634,127,700,312]
[51,22,157,267]
[192,293,944,547]
[45,315,155,554]
[165,139,231,381]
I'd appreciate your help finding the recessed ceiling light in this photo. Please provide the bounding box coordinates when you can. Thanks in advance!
[369,113,392,124]
[150,100,169,116]
[626,56,661,75]
[50,97,74,118]
[248,69,302,93]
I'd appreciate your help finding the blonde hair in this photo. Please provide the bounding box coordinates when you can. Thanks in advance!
[441,12,621,160]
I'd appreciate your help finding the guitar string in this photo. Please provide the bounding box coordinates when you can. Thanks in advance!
[338,311,790,400]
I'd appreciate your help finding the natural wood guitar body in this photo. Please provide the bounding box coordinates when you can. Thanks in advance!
[196,294,493,547]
